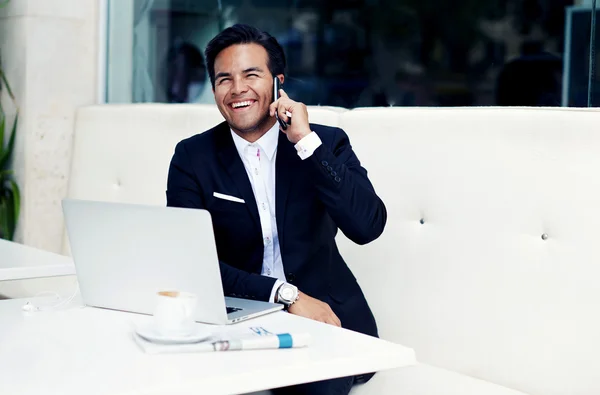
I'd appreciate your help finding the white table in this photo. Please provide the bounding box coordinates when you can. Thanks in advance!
[0,297,416,395]
[0,238,75,281]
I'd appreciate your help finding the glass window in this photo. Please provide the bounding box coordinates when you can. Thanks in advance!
[564,3,599,106]
[105,0,599,108]
[588,3,599,106]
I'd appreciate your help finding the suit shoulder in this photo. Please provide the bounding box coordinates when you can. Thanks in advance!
[309,123,341,136]
[175,122,226,154]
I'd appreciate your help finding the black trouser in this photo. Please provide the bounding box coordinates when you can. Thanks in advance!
[271,372,374,395]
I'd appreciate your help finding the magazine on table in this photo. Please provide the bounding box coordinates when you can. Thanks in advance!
[133,325,311,354]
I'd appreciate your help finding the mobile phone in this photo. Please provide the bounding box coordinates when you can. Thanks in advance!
[273,77,288,130]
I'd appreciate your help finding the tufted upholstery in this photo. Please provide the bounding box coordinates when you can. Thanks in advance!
[57,104,600,394]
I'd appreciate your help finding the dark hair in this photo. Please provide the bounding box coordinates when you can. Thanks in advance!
[205,24,286,89]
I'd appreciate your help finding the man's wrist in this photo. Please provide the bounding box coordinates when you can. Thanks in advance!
[294,131,322,160]
[275,282,299,308]
[270,280,285,304]
[274,282,283,303]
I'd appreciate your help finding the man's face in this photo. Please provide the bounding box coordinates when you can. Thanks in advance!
[213,43,279,135]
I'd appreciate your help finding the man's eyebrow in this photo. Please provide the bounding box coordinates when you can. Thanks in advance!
[243,67,265,73]
[215,68,264,80]
[215,72,231,80]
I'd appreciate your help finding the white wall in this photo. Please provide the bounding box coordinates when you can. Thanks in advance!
[0,0,100,296]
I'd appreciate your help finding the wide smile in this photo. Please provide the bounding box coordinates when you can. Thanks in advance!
[229,99,257,112]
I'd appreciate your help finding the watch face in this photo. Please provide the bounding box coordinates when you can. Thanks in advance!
[281,287,294,301]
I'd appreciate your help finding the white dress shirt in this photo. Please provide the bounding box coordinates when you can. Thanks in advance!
[231,122,322,302]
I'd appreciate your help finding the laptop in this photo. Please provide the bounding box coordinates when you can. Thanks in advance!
[61,198,283,325]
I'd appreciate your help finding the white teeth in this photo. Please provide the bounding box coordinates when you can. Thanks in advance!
[232,101,252,108]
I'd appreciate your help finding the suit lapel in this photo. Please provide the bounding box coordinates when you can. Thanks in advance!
[275,131,296,249]
[214,123,261,230]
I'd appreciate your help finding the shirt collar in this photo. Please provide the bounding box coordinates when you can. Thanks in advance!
[230,121,279,161]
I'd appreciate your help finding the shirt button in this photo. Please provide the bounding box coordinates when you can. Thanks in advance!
[267,269,271,275]
[262,202,267,210]
[254,168,259,175]
[264,237,271,245]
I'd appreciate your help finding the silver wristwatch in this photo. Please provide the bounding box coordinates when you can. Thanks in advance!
[276,283,299,308]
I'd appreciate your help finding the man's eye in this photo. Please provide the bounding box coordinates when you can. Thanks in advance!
[218,78,231,85]
[247,74,258,78]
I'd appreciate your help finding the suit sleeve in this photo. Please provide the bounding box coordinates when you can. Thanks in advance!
[166,141,277,301]
[301,128,387,245]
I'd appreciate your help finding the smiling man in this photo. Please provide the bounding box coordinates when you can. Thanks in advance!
[166,24,387,395]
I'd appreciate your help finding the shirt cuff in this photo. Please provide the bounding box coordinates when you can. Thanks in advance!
[269,280,285,303]
[294,131,322,160]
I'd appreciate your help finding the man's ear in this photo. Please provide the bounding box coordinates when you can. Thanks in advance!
[277,74,285,85]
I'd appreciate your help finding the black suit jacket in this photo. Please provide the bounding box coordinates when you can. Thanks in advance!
[166,121,386,337]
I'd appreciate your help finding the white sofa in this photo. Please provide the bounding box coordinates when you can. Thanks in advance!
[52,104,600,394]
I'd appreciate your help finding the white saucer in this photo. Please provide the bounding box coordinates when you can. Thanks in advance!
[135,323,212,345]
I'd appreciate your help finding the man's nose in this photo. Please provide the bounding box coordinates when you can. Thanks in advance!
[231,77,248,96]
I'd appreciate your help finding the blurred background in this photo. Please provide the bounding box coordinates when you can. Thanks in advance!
[107,0,600,108]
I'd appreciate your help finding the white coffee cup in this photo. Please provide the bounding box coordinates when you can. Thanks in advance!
[152,290,198,336]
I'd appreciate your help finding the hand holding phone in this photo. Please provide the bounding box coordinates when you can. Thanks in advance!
[270,79,311,144]
[273,77,290,130]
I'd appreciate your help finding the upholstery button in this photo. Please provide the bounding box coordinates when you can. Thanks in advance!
[321,160,328,167]
[327,166,333,172]
[541,233,548,240]
[420,218,425,225]
[334,176,341,183]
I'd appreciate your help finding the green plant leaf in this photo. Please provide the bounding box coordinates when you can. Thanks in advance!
[0,114,5,159]
[0,112,17,169]
[0,66,16,103]
[0,194,8,240]
[9,178,20,238]
[4,186,14,240]
[0,169,12,179]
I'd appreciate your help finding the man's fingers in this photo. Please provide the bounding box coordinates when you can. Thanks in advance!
[333,314,341,327]
[279,89,289,99]
[322,305,341,327]
[269,101,279,117]
[279,107,291,124]
[328,309,341,327]
[326,316,341,327]
[324,305,341,327]
[271,99,291,121]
